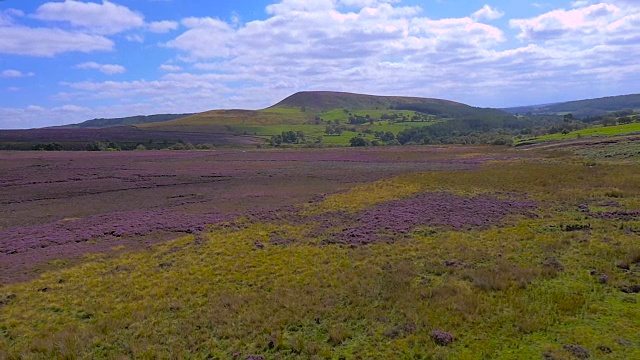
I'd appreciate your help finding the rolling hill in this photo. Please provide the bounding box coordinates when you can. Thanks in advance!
[142,91,512,131]
[14,90,632,149]
[55,113,193,129]
[503,94,640,117]
[272,91,511,119]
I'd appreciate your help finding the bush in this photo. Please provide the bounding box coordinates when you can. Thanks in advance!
[195,143,216,150]
[349,136,371,147]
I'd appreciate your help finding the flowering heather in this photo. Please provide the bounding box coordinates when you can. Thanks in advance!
[430,330,455,346]
[577,203,640,221]
[0,209,233,256]
[0,127,256,146]
[327,193,537,244]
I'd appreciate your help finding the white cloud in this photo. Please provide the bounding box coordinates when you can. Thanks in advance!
[0,26,113,56]
[165,17,236,59]
[76,62,126,75]
[158,64,183,72]
[510,3,626,43]
[5,0,640,129]
[148,20,179,33]
[472,5,505,21]
[33,0,144,35]
[1,69,35,78]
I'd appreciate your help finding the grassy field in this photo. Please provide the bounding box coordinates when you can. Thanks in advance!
[234,122,437,146]
[135,106,440,147]
[518,123,640,144]
[1,146,639,359]
[319,109,421,122]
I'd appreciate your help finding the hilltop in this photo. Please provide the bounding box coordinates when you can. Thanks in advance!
[142,91,511,131]
[503,94,640,117]
[271,91,510,119]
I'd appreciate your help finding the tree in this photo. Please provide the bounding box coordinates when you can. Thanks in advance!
[269,134,283,146]
[380,131,395,142]
[350,136,371,147]
[618,116,633,124]
[281,131,297,143]
[325,126,335,135]
[563,113,574,123]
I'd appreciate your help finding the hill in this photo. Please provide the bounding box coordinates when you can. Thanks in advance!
[503,94,640,117]
[142,91,512,134]
[271,91,511,119]
[56,113,193,129]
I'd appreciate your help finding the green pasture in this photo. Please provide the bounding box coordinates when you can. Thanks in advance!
[318,109,422,122]
[518,122,640,144]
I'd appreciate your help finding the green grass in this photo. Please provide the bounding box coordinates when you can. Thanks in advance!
[574,140,640,160]
[517,122,640,144]
[365,120,441,133]
[2,155,640,359]
[233,121,437,146]
[319,109,421,122]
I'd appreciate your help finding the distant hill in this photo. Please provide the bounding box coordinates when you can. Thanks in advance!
[56,113,193,129]
[272,91,511,119]
[143,91,512,133]
[503,94,640,117]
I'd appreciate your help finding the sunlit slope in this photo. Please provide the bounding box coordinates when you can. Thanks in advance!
[272,91,511,119]
[139,108,311,132]
[139,91,511,133]
[504,93,640,117]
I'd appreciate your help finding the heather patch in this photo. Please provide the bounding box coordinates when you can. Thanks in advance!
[2,148,640,359]
[577,201,640,221]
[0,210,232,256]
[325,193,537,244]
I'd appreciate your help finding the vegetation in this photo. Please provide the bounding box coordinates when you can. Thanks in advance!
[57,114,193,129]
[3,92,640,150]
[504,93,640,118]
[516,118,640,146]
[1,149,640,358]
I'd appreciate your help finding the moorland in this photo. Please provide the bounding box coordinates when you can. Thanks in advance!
[0,91,639,359]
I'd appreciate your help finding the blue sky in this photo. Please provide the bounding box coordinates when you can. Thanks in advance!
[0,0,639,129]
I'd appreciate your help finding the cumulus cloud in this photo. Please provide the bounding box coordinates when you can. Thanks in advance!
[0,26,113,56]
[510,3,626,43]
[1,69,35,78]
[76,62,126,75]
[33,0,144,35]
[6,0,640,128]
[472,5,505,21]
[148,20,179,33]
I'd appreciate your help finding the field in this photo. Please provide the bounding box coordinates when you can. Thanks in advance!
[517,123,640,145]
[232,121,437,146]
[0,127,258,150]
[1,146,639,359]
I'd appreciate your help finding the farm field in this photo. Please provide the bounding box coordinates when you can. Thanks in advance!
[517,123,640,145]
[1,146,639,359]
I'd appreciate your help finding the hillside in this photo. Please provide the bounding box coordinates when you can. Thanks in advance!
[142,91,512,132]
[503,94,640,117]
[272,91,511,119]
[56,113,193,129]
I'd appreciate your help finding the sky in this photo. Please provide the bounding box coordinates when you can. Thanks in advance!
[0,0,639,129]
